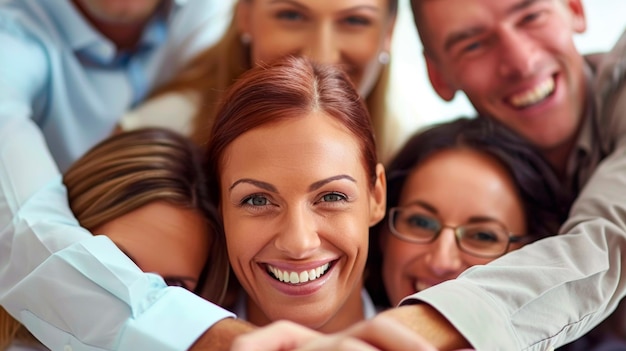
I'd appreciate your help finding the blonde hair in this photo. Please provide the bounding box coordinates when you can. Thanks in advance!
[0,129,228,349]
[151,0,396,158]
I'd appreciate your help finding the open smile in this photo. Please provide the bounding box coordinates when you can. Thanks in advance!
[266,262,333,285]
[507,75,556,109]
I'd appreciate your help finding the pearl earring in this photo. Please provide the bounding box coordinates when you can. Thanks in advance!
[378,51,390,65]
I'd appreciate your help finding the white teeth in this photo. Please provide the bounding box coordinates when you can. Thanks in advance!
[267,263,331,285]
[299,271,309,283]
[509,77,555,108]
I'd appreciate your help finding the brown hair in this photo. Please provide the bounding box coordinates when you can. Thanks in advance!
[205,55,378,203]
[151,0,397,154]
[0,129,228,349]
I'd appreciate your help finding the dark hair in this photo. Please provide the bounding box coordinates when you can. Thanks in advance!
[205,56,378,204]
[366,117,573,306]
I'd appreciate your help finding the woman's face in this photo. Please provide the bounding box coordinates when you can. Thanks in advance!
[237,0,395,97]
[219,112,385,331]
[382,148,527,306]
[93,201,211,291]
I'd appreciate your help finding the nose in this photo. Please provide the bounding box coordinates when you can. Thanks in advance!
[304,22,341,66]
[273,205,321,259]
[497,28,539,79]
[425,228,463,277]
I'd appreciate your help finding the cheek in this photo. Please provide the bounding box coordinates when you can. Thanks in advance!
[320,212,369,255]
[382,236,421,279]
[222,210,262,261]
[251,39,289,65]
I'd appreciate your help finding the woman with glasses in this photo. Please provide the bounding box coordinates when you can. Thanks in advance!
[366,117,572,308]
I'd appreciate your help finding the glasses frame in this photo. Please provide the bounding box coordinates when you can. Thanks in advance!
[387,206,529,258]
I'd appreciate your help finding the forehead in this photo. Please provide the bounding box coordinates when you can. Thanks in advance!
[220,112,366,185]
[400,148,515,201]
[417,0,555,50]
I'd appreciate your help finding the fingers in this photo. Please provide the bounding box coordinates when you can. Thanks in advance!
[230,315,439,351]
[337,315,438,351]
[231,320,322,351]
[296,335,381,351]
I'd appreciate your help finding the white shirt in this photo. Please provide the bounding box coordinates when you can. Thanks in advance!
[0,1,236,350]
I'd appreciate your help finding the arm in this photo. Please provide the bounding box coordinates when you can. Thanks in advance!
[396,40,626,351]
[399,141,626,350]
[0,29,235,351]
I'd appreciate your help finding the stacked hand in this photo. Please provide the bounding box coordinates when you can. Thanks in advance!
[231,315,439,351]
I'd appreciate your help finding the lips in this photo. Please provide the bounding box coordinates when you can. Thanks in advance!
[266,262,332,285]
[507,76,555,108]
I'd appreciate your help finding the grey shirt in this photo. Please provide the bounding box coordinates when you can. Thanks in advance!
[403,31,626,351]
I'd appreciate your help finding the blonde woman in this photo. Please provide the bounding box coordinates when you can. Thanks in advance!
[119,0,401,162]
[0,129,228,351]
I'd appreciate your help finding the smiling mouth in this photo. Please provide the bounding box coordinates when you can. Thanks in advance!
[508,76,556,109]
[266,262,332,285]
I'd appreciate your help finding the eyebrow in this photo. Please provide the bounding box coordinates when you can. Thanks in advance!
[443,0,543,53]
[270,0,380,14]
[230,179,278,192]
[229,175,356,193]
[466,215,507,226]
[269,0,308,10]
[309,174,357,191]
[403,201,506,225]
[405,200,438,214]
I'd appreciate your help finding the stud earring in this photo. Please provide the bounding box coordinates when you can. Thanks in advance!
[378,51,390,65]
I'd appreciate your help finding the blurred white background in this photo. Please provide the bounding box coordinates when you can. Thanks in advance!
[388,0,626,139]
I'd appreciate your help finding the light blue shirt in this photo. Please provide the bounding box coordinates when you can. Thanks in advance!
[0,0,235,350]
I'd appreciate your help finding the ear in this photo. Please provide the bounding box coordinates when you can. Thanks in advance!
[382,13,398,54]
[425,54,456,101]
[369,163,387,227]
[236,0,252,36]
[565,0,586,34]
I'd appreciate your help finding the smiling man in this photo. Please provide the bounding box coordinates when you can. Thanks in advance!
[384,0,626,349]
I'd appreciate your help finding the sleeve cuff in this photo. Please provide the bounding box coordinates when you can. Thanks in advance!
[118,287,235,351]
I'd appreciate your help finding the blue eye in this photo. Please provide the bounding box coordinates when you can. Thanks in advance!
[321,192,347,202]
[463,41,482,53]
[343,16,371,26]
[244,195,269,206]
[406,214,439,231]
[472,231,498,242]
[276,10,304,21]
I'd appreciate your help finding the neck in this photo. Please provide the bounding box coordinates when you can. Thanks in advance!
[543,138,576,181]
[71,0,155,51]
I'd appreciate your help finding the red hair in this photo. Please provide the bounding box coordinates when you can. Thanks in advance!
[205,56,378,202]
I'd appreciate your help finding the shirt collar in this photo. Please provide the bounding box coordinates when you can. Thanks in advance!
[41,0,181,65]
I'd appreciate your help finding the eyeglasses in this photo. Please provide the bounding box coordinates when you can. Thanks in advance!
[388,206,528,258]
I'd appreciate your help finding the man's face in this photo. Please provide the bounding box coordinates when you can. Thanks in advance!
[417,0,587,154]
[73,0,162,24]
